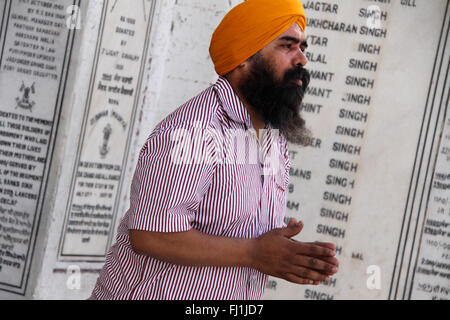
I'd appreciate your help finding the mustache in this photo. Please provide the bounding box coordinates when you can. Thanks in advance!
[284,67,310,88]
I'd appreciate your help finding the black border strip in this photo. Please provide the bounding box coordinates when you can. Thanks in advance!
[0,0,80,295]
[0,0,11,67]
[0,0,9,48]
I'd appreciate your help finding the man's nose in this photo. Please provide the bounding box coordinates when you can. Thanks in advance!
[294,49,308,68]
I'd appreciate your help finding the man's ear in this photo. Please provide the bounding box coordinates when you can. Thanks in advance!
[225,57,254,81]
[237,58,253,72]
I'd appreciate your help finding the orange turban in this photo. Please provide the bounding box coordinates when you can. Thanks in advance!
[209,0,306,76]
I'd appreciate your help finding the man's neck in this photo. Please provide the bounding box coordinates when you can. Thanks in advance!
[245,104,266,138]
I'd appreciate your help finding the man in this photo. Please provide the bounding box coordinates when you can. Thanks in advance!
[90,0,338,300]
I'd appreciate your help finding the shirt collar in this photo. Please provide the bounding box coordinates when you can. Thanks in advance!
[213,76,255,130]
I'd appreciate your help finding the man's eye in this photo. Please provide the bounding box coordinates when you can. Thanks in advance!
[283,44,291,49]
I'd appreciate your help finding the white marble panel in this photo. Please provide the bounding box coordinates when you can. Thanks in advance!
[0,0,78,295]
[58,0,156,260]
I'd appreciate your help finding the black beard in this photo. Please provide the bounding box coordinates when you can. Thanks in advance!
[237,54,311,146]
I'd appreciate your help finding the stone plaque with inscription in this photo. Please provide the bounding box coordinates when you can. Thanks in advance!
[0,0,79,295]
[263,0,450,300]
[58,0,155,261]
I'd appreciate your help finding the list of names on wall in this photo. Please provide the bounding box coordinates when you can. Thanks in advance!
[58,0,155,260]
[263,0,449,300]
[0,0,76,294]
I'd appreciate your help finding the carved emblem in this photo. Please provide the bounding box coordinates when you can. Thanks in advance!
[100,124,112,158]
[15,81,36,111]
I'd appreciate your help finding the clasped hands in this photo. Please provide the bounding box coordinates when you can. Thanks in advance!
[251,218,339,285]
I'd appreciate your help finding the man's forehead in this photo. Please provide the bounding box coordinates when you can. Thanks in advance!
[276,23,306,42]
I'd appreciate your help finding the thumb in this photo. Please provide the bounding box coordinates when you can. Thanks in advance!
[282,219,303,238]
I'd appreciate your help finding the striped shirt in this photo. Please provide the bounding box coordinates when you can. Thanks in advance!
[90,76,290,300]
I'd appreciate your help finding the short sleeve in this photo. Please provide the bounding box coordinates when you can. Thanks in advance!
[128,123,218,233]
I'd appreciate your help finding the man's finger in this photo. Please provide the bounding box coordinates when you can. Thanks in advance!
[287,218,299,228]
[284,273,318,285]
[305,254,339,266]
[292,256,338,275]
[306,241,337,251]
[280,220,303,238]
[293,242,336,257]
[289,266,331,282]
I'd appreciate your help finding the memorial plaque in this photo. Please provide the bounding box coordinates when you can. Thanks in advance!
[263,0,450,300]
[390,10,450,298]
[408,110,450,300]
[0,0,79,294]
[58,0,156,260]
